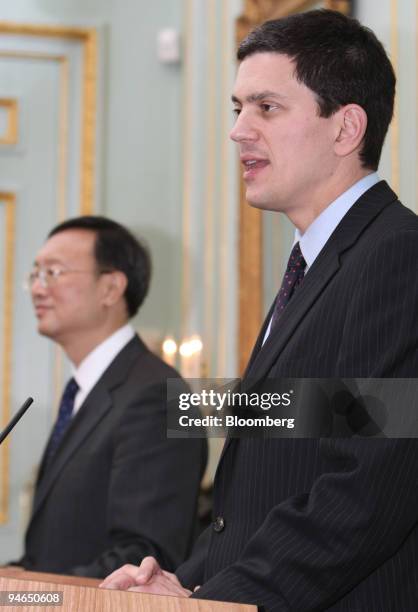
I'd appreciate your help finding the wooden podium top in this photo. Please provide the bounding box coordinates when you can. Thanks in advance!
[0,568,257,611]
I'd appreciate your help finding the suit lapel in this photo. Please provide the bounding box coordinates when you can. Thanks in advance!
[31,335,146,519]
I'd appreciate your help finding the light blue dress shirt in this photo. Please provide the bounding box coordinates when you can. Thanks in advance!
[263,172,380,343]
[296,172,380,272]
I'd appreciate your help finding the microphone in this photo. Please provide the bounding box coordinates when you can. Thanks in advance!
[0,397,34,445]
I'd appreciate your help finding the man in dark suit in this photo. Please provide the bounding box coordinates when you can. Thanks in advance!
[101,10,418,610]
[18,216,206,578]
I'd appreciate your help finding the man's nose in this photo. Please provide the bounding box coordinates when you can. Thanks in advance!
[30,275,47,297]
[229,111,258,143]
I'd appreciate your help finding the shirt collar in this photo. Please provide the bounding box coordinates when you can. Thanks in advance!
[295,173,380,270]
[72,323,135,398]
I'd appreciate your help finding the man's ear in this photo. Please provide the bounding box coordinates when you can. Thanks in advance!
[334,104,368,158]
[101,271,128,307]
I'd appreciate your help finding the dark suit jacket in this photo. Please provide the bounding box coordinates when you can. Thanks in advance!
[22,334,207,578]
[178,181,418,611]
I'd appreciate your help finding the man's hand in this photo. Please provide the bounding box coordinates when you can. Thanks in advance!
[100,557,161,590]
[99,556,192,598]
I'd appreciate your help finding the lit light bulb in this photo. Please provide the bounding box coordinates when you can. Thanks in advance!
[162,338,177,356]
[189,336,203,354]
[179,341,193,357]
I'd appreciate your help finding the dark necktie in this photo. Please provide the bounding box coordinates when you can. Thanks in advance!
[270,242,307,331]
[44,377,79,466]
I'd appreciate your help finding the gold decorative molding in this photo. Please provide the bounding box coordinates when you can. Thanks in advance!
[0,191,16,524]
[0,98,18,145]
[0,49,64,62]
[0,22,95,40]
[236,0,352,373]
[0,22,97,215]
[80,29,97,214]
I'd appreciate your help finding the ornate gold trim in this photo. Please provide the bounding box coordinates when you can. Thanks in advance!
[0,22,94,40]
[80,29,97,214]
[0,98,18,145]
[0,50,64,61]
[236,0,352,373]
[0,191,16,524]
[0,22,97,214]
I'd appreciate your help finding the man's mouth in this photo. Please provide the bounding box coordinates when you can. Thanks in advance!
[34,305,51,317]
[241,158,270,179]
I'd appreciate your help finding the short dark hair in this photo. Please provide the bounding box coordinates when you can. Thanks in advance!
[48,216,151,318]
[237,9,396,170]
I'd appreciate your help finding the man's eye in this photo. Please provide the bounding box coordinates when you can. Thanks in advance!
[260,103,275,113]
[47,267,61,278]
[232,107,241,116]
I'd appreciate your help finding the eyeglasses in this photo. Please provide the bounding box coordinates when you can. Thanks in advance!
[24,265,111,290]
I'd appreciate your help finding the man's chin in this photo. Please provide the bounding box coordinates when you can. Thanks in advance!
[246,194,279,212]
[247,199,266,210]
[37,323,54,339]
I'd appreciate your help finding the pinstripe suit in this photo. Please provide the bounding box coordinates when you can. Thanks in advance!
[178,181,418,611]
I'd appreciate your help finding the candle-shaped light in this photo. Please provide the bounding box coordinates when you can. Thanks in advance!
[162,337,177,367]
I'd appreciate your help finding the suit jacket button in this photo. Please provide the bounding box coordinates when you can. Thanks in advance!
[213,516,225,532]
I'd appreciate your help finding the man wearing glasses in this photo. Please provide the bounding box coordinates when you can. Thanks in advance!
[16,216,206,578]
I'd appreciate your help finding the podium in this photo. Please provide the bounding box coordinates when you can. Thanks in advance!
[0,568,256,611]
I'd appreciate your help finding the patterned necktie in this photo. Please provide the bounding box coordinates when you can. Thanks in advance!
[44,377,79,466]
[270,242,307,331]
